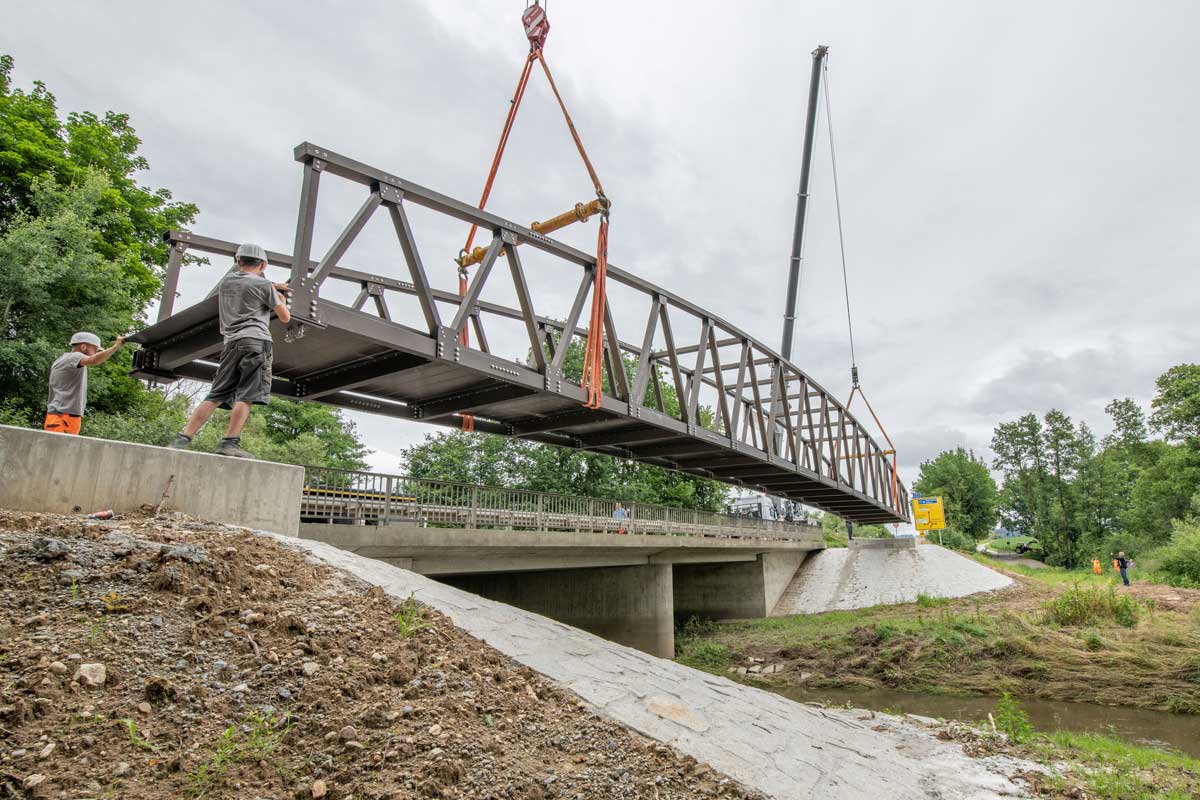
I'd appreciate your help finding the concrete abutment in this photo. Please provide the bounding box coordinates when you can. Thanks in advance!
[441,564,676,657]
[673,551,808,621]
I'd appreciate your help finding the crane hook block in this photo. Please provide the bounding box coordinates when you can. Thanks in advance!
[523,3,550,51]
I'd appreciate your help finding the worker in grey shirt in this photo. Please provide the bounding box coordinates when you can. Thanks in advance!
[43,331,126,435]
[168,243,291,457]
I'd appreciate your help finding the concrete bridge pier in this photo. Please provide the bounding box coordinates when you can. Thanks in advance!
[441,564,675,657]
[673,551,808,622]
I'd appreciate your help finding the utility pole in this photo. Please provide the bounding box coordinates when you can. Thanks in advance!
[780,45,829,362]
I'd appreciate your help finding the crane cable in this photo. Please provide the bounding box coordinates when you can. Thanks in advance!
[821,60,902,514]
[456,2,611,428]
[456,50,537,432]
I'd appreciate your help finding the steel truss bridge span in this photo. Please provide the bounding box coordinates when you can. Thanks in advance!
[131,143,908,525]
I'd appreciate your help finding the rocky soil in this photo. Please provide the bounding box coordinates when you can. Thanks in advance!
[0,509,763,800]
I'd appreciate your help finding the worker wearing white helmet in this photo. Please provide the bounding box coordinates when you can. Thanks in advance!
[44,331,126,435]
[169,243,291,458]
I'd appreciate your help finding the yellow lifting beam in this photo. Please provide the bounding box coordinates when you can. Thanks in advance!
[457,198,605,267]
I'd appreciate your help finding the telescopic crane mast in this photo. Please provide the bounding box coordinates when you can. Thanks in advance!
[780,45,828,361]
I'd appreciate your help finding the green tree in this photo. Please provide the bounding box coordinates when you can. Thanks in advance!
[0,171,151,421]
[403,334,729,510]
[819,511,889,539]
[0,54,196,422]
[186,398,369,470]
[913,448,998,540]
[992,411,1089,566]
[0,55,368,472]
[1150,364,1200,444]
[0,55,197,290]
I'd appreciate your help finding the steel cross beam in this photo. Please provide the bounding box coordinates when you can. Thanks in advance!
[130,142,909,525]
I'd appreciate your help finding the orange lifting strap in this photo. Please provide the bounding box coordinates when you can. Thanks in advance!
[842,368,902,517]
[456,2,610,428]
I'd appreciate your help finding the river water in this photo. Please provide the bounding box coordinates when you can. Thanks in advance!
[768,685,1200,758]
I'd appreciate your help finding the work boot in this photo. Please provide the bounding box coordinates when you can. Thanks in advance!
[168,433,192,450]
[215,436,254,459]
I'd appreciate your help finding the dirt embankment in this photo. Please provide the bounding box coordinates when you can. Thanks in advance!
[0,510,762,800]
[698,570,1200,714]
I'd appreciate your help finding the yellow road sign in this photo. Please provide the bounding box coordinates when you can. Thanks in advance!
[912,496,946,531]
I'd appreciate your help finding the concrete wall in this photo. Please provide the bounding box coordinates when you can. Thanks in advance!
[761,551,809,612]
[442,564,675,658]
[0,425,303,534]
[673,551,807,621]
[849,536,917,550]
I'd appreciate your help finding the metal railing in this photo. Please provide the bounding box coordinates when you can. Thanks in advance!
[301,466,822,543]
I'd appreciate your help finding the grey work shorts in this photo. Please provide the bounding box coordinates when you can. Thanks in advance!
[205,338,273,409]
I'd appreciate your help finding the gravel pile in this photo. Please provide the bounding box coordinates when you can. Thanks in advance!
[0,509,762,799]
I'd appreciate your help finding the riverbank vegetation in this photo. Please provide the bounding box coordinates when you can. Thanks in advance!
[978,696,1200,799]
[676,566,1200,715]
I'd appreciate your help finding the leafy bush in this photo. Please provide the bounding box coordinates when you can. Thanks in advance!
[935,528,976,552]
[1154,520,1200,587]
[1043,584,1142,628]
[994,693,1035,744]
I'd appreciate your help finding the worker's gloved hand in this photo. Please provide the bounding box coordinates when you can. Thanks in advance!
[273,282,292,295]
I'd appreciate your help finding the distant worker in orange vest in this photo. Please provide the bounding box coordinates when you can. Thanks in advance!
[1092,558,1102,575]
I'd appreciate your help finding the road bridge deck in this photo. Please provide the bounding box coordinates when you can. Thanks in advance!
[132,143,908,525]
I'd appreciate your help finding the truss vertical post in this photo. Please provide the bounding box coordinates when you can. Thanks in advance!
[288,157,324,324]
[157,240,189,322]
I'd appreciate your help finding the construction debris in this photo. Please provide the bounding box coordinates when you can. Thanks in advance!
[0,509,762,799]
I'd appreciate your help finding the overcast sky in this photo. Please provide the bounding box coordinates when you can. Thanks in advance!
[4,1,1198,490]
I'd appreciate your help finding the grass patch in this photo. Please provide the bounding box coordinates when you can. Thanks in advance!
[118,717,159,752]
[392,593,430,638]
[187,712,290,798]
[675,617,732,673]
[1036,730,1200,799]
[1043,584,1142,628]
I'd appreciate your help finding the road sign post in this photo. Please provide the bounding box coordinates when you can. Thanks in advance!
[911,496,946,544]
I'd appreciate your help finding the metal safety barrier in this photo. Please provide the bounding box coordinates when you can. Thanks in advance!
[301,466,821,543]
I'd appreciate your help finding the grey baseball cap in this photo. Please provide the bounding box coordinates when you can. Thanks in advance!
[235,242,268,263]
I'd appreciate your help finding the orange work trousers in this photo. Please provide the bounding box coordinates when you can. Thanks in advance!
[44,413,82,435]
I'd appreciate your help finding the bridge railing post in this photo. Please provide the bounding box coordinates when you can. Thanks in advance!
[383,476,392,526]
[537,493,544,531]
[469,486,478,529]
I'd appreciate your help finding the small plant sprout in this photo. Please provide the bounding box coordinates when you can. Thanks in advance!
[393,593,430,638]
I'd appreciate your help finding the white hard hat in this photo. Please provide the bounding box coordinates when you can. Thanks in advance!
[70,332,101,347]
[235,242,269,263]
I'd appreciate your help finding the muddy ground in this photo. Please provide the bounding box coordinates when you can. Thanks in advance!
[0,509,762,800]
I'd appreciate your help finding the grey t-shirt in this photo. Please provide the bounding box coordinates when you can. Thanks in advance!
[218,270,282,342]
[47,351,88,415]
